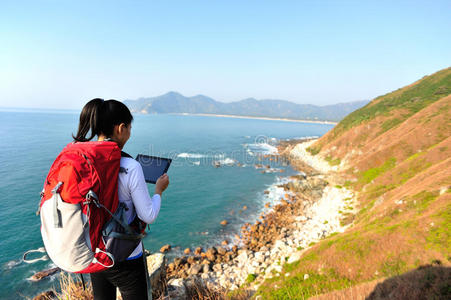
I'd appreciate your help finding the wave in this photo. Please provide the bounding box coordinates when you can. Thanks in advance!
[177,153,225,159]
[245,142,278,155]
[285,135,319,141]
[200,175,295,250]
[4,259,22,270]
[177,153,206,158]
[213,158,236,165]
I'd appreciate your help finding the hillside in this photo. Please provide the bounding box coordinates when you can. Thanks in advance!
[256,67,451,299]
[123,92,368,122]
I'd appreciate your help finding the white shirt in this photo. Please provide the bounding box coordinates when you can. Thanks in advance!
[118,156,161,259]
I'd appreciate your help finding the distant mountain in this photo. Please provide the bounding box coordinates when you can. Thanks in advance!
[123,92,369,122]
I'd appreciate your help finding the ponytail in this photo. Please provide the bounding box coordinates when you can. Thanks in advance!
[73,98,133,142]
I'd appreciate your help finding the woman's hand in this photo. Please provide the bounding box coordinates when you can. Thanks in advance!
[155,173,169,195]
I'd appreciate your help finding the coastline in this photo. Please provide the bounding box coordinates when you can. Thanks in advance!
[168,113,338,125]
[31,138,355,299]
[163,138,357,297]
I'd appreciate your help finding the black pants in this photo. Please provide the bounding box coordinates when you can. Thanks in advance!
[90,255,148,300]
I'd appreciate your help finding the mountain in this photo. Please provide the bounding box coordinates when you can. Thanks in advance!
[123,92,369,122]
[257,67,451,298]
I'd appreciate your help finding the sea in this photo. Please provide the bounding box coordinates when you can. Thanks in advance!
[0,108,333,299]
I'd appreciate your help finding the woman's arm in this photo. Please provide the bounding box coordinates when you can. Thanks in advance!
[128,163,162,224]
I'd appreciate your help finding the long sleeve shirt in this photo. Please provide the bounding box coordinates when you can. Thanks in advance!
[117,156,161,259]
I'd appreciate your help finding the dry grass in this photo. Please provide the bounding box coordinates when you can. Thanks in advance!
[367,265,451,300]
[32,273,93,300]
[310,264,451,300]
[57,273,93,300]
[183,278,253,300]
[311,279,384,300]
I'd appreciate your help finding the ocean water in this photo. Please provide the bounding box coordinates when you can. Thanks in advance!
[0,109,333,299]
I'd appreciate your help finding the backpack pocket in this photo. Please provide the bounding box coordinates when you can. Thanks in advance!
[41,193,94,272]
[103,203,145,262]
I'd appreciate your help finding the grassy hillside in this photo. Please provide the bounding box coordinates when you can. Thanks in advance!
[256,68,451,299]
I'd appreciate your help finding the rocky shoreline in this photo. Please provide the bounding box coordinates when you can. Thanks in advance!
[163,138,357,298]
[31,138,356,299]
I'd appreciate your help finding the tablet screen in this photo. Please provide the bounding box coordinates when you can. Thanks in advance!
[135,154,172,184]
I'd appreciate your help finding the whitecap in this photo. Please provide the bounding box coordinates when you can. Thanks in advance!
[177,153,205,158]
[246,143,278,155]
[213,158,236,166]
[4,259,22,270]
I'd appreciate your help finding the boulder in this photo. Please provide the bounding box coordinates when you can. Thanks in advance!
[183,248,191,254]
[202,264,211,273]
[189,264,202,275]
[167,278,186,299]
[220,220,228,226]
[146,253,167,299]
[32,290,57,300]
[160,244,171,253]
[29,267,60,282]
[217,246,227,256]
[194,247,203,255]
[187,256,195,265]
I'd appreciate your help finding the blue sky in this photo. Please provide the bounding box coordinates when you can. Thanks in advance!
[0,0,450,109]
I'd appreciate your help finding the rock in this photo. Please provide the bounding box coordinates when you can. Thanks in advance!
[167,278,186,299]
[187,256,195,265]
[194,247,203,255]
[264,190,270,194]
[242,205,248,210]
[224,252,234,262]
[232,245,238,253]
[183,248,191,254]
[213,264,222,272]
[236,251,249,266]
[287,251,302,264]
[160,244,171,253]
[202,264,211,273]
[206,247,217,261]
[217,246,227,256]
[32,290,57,300]
[146,253,166,299]
[189,264,202,275]
[30,267,60,281]
[173,257,186,268]
[221,240,229,246]
[220,220,228,226]
[167,262,175,272]
[304,274,309,280]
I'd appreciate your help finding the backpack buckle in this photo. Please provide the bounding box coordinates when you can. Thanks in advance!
[51,182,63,194]
[86,190,101,208]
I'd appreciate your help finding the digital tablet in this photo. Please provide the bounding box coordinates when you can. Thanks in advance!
[136,154,172,184]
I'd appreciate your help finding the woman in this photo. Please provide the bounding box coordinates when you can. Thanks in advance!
[72,98,169,300]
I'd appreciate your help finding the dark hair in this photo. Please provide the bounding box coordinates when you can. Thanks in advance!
[73,98,133,142]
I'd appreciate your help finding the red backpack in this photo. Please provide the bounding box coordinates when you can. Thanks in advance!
[39,141,145,273]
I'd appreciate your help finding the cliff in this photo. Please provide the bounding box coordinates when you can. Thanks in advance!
[256,67,451,299]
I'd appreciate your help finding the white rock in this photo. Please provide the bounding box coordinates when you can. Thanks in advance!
[287,251,302,264]
[167,278,186,299]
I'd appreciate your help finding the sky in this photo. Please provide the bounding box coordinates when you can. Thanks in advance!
[0,0,450,109]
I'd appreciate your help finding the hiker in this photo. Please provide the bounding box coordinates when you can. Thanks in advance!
[73,98,169,300]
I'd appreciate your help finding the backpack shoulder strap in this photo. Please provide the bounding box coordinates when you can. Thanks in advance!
[121,151,133,159]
